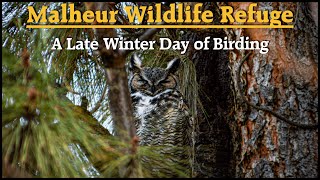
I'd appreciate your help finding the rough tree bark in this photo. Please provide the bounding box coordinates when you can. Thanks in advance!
[84,2,136,141]
[182,2,318,178]
[84,2,139,177]
[225,2,318,178]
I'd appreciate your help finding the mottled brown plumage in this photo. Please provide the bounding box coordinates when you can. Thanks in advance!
[128,54,192,177]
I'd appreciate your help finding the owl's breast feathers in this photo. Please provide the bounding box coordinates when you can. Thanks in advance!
[131,89,192,177]
[130,89,191,146]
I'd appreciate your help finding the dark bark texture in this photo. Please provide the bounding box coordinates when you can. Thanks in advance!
[181,2,318,178]
[183,29,235,177]
[225,2,318,178]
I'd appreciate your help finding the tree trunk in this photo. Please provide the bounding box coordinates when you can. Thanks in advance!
[226,2,318,178]
[183,29,235,177]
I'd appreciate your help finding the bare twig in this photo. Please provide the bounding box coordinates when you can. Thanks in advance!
[89,79,108,114]
[65,84,80,95]
[120,27,162,57]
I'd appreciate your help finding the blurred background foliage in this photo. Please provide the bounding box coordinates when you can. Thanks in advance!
[2,2,199,177]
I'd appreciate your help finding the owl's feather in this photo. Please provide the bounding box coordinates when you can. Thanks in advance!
[131,89,192,177]
[129,55,192,177]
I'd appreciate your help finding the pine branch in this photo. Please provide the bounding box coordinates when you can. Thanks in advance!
[2,161,32,178]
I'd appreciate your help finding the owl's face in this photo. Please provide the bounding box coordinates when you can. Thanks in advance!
[129,54,180,96]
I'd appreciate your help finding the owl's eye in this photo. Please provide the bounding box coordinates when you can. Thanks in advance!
[159,79,170,84]
[138,79,148,84]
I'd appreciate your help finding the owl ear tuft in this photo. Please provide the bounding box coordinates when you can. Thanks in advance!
[166,58,180,74]
[130,54,142,72]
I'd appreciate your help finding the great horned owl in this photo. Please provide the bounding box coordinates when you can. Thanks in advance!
[128,54,192,177]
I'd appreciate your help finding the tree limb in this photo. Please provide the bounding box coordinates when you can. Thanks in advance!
[90,77,108,114]
[85,2,162,177]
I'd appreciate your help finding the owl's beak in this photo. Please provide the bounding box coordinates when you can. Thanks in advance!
[150,85,156,95]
